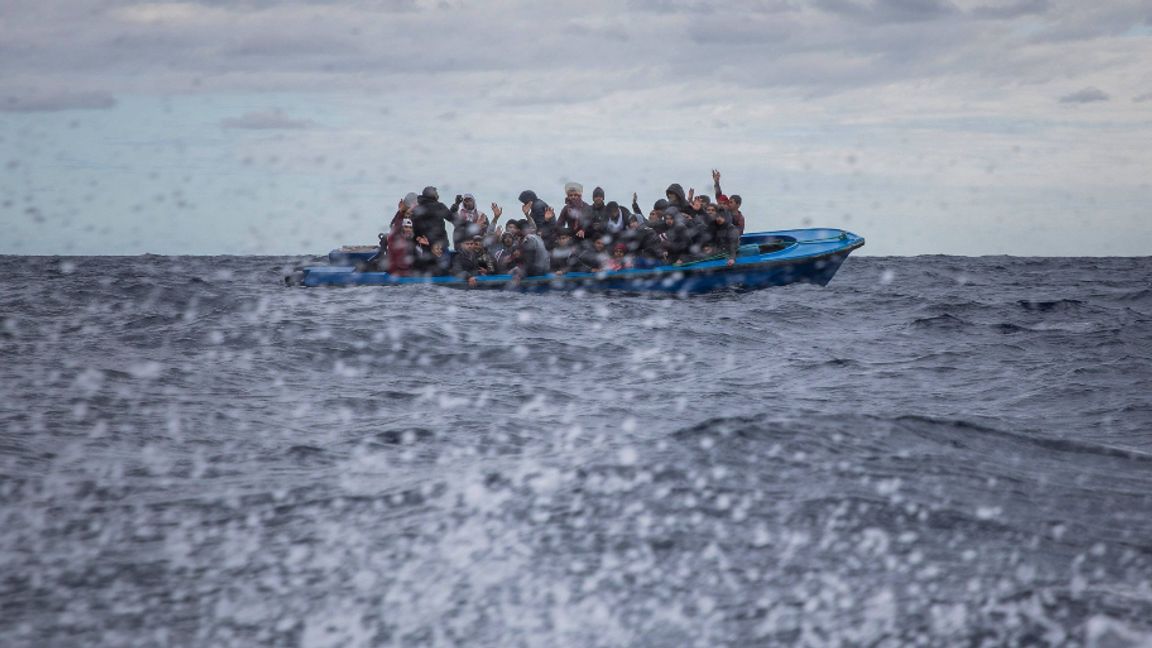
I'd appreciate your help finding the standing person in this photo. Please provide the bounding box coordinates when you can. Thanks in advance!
[411,186,453,250]
[449,193,492,250]
[712,169,745,234]
[664,183,690,213]
[603,201,629,242]
[585,186,610,241]
[558,182,590,240]
[517,190,550,231]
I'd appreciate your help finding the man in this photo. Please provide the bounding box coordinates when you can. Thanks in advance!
[621,213,663,262]
[558,182,590,239]
[452,235,495,286]
[387,218,417,276]
[411,186,453,250]
[517,190,550,231]
[585,186,611,241]
[449,193,492,250]
[702,203,740,266]
[516,218,551,277]
[712,169,745,234]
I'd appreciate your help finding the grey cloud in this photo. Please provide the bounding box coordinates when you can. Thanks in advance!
[813,0,958,24]
[220,110,315,129]
[968,0,1048,20]
[1058,87,1110,103]
[0,92,117,113]
[1132,92,1152,103]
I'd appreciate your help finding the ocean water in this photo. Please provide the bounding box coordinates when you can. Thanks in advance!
[1,254,1151,647]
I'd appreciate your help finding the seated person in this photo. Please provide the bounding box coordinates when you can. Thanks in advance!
[452,235,495,286]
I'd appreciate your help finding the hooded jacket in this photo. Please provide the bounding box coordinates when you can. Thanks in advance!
[412,194,453,248]
[517,190,551,231]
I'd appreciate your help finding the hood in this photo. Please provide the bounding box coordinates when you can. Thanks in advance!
[665,183,687,207]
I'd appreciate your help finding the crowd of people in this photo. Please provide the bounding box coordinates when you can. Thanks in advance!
[368,169,748,285]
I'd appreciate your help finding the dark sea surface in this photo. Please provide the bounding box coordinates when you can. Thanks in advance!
[2,254,1151,647]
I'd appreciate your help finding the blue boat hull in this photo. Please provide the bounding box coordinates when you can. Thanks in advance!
[295,228,864,294]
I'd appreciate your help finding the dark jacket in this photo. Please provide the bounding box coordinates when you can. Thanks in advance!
[411,196,453,248]
[621,222,663,260]
[517,190,551,231]
[558,197,591,236]
[703,219,741,259]
[451,248,494,280]
[660,210,693,262]
[665,183,690,213]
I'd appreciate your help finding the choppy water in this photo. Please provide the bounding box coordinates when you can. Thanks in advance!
[2,254,1151,647]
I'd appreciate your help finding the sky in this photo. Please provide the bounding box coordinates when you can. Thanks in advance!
[2,0,1150,256]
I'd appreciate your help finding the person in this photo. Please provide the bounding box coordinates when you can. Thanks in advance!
[411,186,453,250]
[621,213,663,263]
[585,186,611,241]
[534,205,559,249]
[664,183,690,213]
[387,218,418,276]
[606,243,632,271]
[602,200,629,241]
[415,240,452,276]
[701,203,740,266]
[660,208,692,263]
[515,218,551,277]
[712,169,745,234]
[550,229,593,274]
[517,190,550,232]
[452,235,495,286]
[449,193,494,250]
[492,230,520,274]
[557,182,591,239]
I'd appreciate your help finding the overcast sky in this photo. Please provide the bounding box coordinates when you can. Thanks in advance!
[2,0,1150,255]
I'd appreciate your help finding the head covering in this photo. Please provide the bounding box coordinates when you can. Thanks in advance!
[592,187,605,199]
[470,234,483,241]
[463,193,475,200]
[563,182,583,194]
[653,198,669,211]
[401,218,413,227]
[403,192,419,208]
[717,194,729,203]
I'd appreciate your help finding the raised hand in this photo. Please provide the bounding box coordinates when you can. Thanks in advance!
[397,198,408,213]
[521,201,531,216]
[543,206,555,221]
[492,203,503,220]
[712,169,721,183]
[688,187,695,201]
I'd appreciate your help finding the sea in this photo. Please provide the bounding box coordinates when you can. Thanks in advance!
[1,254,1151,647]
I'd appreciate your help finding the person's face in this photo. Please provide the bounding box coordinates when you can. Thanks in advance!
[566,190,582,204]
[502,233,515,246]
[593,196,604,207]
[594,240,605,251]
[402,225,414,238]
[557,235,571,246]
[463,197,475,210]
[691,196,702,209]
[666,192,676,203]
[432,243,444,256]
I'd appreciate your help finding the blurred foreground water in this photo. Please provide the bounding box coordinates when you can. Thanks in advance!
[1,254,1151,647]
